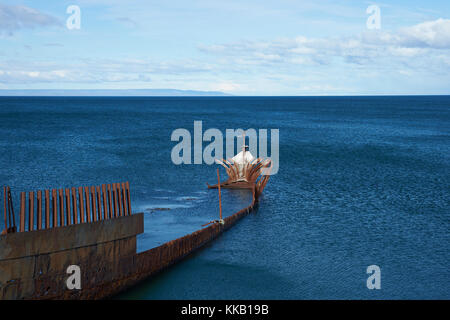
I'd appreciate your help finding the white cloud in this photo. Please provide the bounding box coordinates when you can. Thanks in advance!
[0,58,213,84]
[298,84,343,94]
[387,47,424,57]
[198,18,450,74]
[209,82,242,93]
[399,18,450,49]
[0,4,61,35]
[0,70,68,83]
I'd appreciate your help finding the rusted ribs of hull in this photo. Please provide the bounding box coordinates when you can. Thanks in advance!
[207,157,271,196]
[1,182,131,235]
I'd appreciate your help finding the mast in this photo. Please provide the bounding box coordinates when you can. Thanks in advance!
[242,131,246,163]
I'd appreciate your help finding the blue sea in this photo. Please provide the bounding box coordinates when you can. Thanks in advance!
[0,96,448,299]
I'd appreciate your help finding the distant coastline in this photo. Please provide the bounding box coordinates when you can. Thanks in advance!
[1,91,448,97]
[0,89,232,97]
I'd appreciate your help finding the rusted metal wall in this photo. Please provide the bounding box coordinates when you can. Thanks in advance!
[102,196,258,298]
[0,214,143,299]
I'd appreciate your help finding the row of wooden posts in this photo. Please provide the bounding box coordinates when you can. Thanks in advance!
[9,182,132,233]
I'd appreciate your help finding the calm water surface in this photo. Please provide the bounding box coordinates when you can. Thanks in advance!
[0,96,448,299]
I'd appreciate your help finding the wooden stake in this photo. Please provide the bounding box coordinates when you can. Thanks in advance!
[117,183,123,217]
[3,187,7,230]
[126,181,131,216]
[107,184,112,219]
[91,186,97,222]
[217,169,222,221]
[64,189,70,225]
[96,186,102,220]
[102,184,107,220]
[84,187,91,223]
[78,187,85,223]
[72,187,78,224]
[112,183,117,218]
[19,192,25,232]
[52,189,58,227]
[121,182,127,216]
[45,190,50,229]
[58,189,64,226]
[29,191,34,231]
[37,190,42,230]
[7,187,14,229]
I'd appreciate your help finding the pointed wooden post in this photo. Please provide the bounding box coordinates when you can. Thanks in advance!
[217,169,222,221]
[72,187,78,224]
[19,192,26,232]
[121,182,127,216]
[52,189,58,227]
[45,190,50,229]
[28,191,34,231]
[91,186,97,222]
[112,183,118,218]
[84,187,91,223]
[126,181,131,216]
[78,187,85,223]
[117,183,123,217]
[36,190,42,230]
[7,187,15,231]
[58,189,64,226]
[3,187,7,231]
[96,186,102,220]
[107,184,112,219]
[102,185,107,219]
[65,188,71,225]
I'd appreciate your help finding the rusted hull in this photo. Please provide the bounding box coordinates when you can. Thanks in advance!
[207,180,254,189]
[0,214,143,300]
[103,190,259,299]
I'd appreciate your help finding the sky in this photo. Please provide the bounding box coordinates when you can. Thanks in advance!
[0,0,449,95]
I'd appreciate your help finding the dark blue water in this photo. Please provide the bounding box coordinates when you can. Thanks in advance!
[0,96,448,299]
